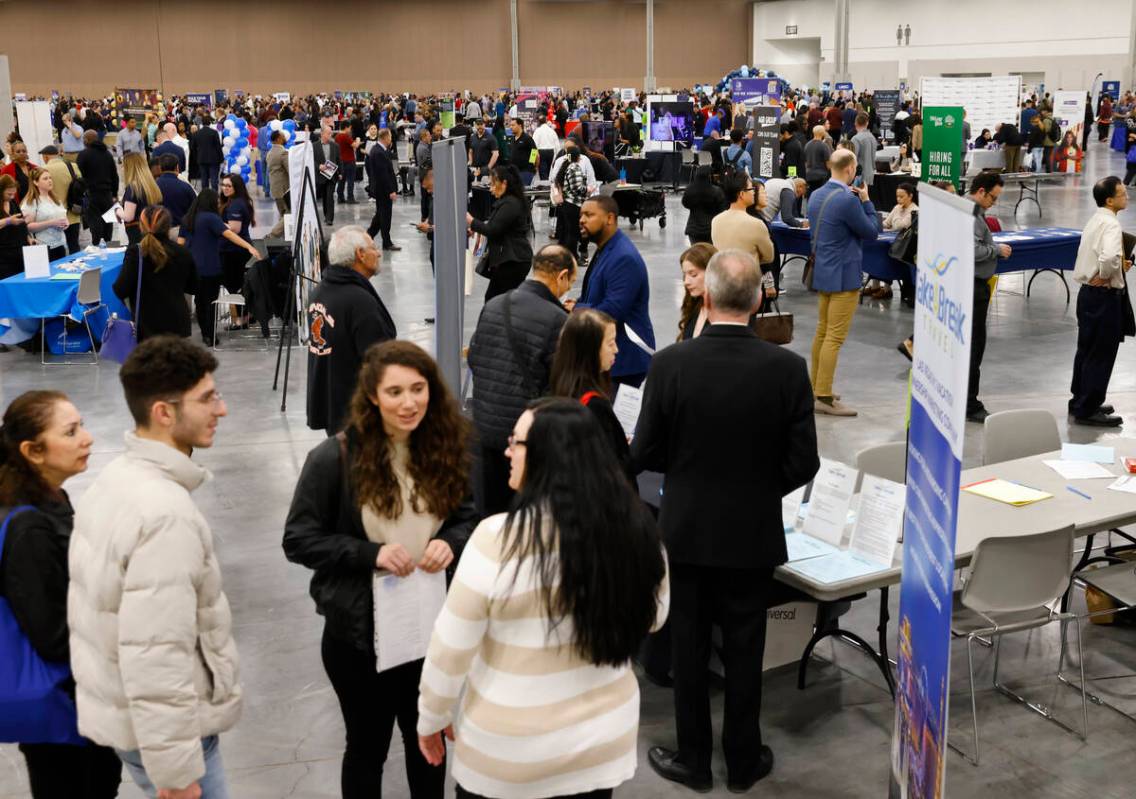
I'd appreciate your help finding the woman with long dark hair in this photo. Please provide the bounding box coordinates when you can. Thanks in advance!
[549,308,634,484]
[0,173,32,280]
[219,172,257,326]
[465,163,533,301]
[178,187,259,345]
[676,242,717,341]
[284,341,477,799]
[417,398,668,799]
[114,205,197,341]
[0,391,122,797]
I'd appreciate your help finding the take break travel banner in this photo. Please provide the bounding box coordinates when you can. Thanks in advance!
[920,106,964,192]
[889,184,974,799]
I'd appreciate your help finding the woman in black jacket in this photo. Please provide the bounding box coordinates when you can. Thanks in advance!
[0,391,122,797]
[283,341,477,799]
[549,308,636,488]
[113,205,197,341]
[681,165,727,245]
[466,163,533,301]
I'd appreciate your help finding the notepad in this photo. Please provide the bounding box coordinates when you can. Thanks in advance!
[1108,476,1136,495]
[1043,460,1115,480]
[962,478,1052,506]
[1061,443,1115,464]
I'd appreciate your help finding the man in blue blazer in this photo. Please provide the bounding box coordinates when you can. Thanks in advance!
[806,148,880,416]
[576,194,655,387]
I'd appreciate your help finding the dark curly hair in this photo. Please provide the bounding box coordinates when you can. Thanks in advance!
[0,390,68,506]
[347,341,470,519]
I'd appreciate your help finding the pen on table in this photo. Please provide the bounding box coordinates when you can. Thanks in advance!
[1066,485,1092,501]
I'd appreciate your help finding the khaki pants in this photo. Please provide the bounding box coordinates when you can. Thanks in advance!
[268,197,288,239]
[810,289,859,398]
[1003,145,1021,174]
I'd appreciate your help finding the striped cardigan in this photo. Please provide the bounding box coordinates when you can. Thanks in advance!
[418,513,669,798]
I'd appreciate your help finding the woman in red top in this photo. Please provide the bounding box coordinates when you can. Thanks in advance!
[0,140,39,201]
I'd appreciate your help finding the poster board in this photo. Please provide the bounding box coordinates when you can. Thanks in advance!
[14,101,53,167]
[920,106,964,191]
[751,105,781,180]
[875,90,901,143]
[919,76,1021,147]
[646,96,693,150]
[114,88,160,124]
[1052,90,1086,148]
[288,141,321,335]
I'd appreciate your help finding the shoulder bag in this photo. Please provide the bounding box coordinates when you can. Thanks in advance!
[750,297,794,345]
[63,160,87,217]
[887,210,919,265]
[802,188,841,291]
[100,248,143,364]
[0,506,84,745]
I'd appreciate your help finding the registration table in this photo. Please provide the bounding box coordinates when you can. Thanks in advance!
[0,249,129,344]
[778,439,1136,697]
[771,222,1081,301]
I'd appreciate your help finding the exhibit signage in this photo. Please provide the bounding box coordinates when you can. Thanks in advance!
[215,89,228,106]
[621,87,637,103]
[1053,90,1085,150]
[730,78,781,106]
[889,183,975,799]
[875,89,901,143]
[919,106,963,191]
[440,97,455,130]
[835,81,854,92]
[752,105,781,180]
[184,92,212,108]
[1102,80,1121,99]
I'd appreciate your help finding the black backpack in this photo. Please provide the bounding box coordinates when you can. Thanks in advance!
[63,160,87,216]
[723,147,746,178]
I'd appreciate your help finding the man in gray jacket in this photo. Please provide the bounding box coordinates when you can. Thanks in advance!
[966,172,1012,422]
[850,113,878,190]
[468,245,577,514]
[69,337,241,799]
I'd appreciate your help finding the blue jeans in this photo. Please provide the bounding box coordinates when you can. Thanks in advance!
[117,735,229,798]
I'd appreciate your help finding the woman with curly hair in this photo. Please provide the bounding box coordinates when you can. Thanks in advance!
[284,340,478,799]
[675,242,717,341]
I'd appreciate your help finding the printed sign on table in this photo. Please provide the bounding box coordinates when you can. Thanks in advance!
[889,184,975,799]
[919,106,963,191]
[875,90,901,144]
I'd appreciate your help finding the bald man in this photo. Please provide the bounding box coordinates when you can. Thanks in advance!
[152,121,188,176]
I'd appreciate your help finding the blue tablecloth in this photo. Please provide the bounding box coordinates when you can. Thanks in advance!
[0,249,129,343]
[1112,121,1128,152]
[771,223,1081,283]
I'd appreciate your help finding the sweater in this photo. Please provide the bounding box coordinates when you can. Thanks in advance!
[417,513,669,799]
[710,208,774,266]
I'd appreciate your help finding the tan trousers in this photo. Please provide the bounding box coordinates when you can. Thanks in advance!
[268,197,288,239]
[810,289,859,398]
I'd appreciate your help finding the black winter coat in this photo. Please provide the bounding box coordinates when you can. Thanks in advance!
[0,497,76,663]
[193,126,224,166]
[681,171,727,241]
[75,141,118,212]
[468,280,568,448]
[470,193,533,270]
[282,433,479,653]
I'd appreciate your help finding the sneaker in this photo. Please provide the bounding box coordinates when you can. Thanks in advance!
[814,397,858,417]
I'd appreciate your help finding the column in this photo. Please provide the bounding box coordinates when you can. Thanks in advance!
[645,0,656,92]
[833,0,850,83]
[510,0,521,91]
[0,57,12,151]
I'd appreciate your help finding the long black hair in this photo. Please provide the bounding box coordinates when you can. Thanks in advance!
[220,173,256,227]
[490,163,526,204]
[549,308,614,401]
[182,188,220,235]
[502,398,665,666]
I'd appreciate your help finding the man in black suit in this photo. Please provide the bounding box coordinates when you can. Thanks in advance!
[632,249,819,794]
[192,121,223,190]
[311,126,341,226]
[365,128,401,251]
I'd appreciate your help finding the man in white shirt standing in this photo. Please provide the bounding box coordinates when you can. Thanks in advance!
[1069,175,1131,426]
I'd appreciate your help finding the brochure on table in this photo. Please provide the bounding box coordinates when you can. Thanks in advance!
[800,457,856,545]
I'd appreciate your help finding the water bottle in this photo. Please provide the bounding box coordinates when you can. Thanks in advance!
[619,167,627,183]
[99,240,107,257]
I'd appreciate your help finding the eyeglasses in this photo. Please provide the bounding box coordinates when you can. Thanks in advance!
[507,434,527,449]
[165,390,224,408]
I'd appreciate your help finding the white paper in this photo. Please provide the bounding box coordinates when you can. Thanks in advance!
[1107,476,1136,495]
[624,324,655,356]
[22,244,50,279]
[283,213,295,242]
[848,475,905,567]
[612,383,643,439]
[785,532,839,562]
[372,569,447,673]
[1061,443,1115,464]
[101,203,122,224]
[785,550,891,585]
[801,457,857,545]
[1042,459,1115,480]
[781,484,808,532]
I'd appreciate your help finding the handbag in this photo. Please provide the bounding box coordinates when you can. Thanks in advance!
[802,189,841,290]
[887,211,919,265]
[0,506,84,745]
[63,159,87,217]
[100,248,143,364]
[750,298,794,345]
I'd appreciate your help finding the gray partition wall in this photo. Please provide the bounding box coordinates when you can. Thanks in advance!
[431,136,469,396]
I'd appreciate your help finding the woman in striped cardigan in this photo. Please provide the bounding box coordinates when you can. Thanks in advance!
[417,398,669,799]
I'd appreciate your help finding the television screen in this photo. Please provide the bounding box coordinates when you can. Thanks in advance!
[648,101,694,147]
[582,121,615,161]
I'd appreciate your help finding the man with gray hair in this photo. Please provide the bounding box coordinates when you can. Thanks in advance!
[305,225,396,435]
[632,248,818,795]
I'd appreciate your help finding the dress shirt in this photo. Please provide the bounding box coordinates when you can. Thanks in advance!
[1073,207,1125,289]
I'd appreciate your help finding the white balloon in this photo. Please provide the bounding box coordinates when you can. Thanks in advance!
[236,155,248,167]
[222,144,232,155]
[269,119,283,131]
[223,119,236,130]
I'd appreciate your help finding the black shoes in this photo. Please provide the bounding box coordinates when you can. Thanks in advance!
[1073,411,1123,427]
[966,407,990,423]
[1100,404,1115,415]
[383,244,402,251]
[647,747,711,793]
[727,746,775,794]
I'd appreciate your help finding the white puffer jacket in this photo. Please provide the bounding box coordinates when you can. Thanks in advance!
[68,433,241,790]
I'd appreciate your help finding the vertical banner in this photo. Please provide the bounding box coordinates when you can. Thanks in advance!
[752,105,781,180]
[215,89,229,106]
[920,107,963,191]
[1053,90,1086,151]
[875,90,901,143]
[431,137,469,394]
[1101,80,1120,100]
[440,97,456,130]
[889,184,974,799]
[289,141,322,338]
[14,101,53,166]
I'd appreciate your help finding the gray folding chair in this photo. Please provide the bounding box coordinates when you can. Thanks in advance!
[1059,560,1136,724]
[981,408,1060,465]
[948,524,1085,765]
[41,266,102,366]
[854,441,907,492]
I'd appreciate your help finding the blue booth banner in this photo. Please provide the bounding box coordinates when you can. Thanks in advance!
[185,93,212,108]
[1101,80,1121,100]
[214,89,228,106]
[730,77,782,105]
[889,184,975,799]
[835,81,854,92]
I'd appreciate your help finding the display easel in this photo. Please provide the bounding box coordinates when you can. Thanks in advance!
[272,169,325,412]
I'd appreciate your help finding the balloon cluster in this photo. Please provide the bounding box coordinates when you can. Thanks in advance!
[714,65,791,96]
[222,114,253,183]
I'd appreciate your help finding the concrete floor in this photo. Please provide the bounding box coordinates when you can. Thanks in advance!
[4,141,1136,798]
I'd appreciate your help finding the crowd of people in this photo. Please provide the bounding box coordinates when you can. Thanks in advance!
[0,75,1131,799]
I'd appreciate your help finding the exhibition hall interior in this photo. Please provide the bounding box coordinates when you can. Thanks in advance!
[4,0,1136,797]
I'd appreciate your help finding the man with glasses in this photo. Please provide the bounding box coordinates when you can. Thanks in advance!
[69,336,241,799]
[965,172,1012,422]
[711,173,774,277]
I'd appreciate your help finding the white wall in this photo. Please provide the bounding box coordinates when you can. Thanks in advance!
[754,0,1132,91]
